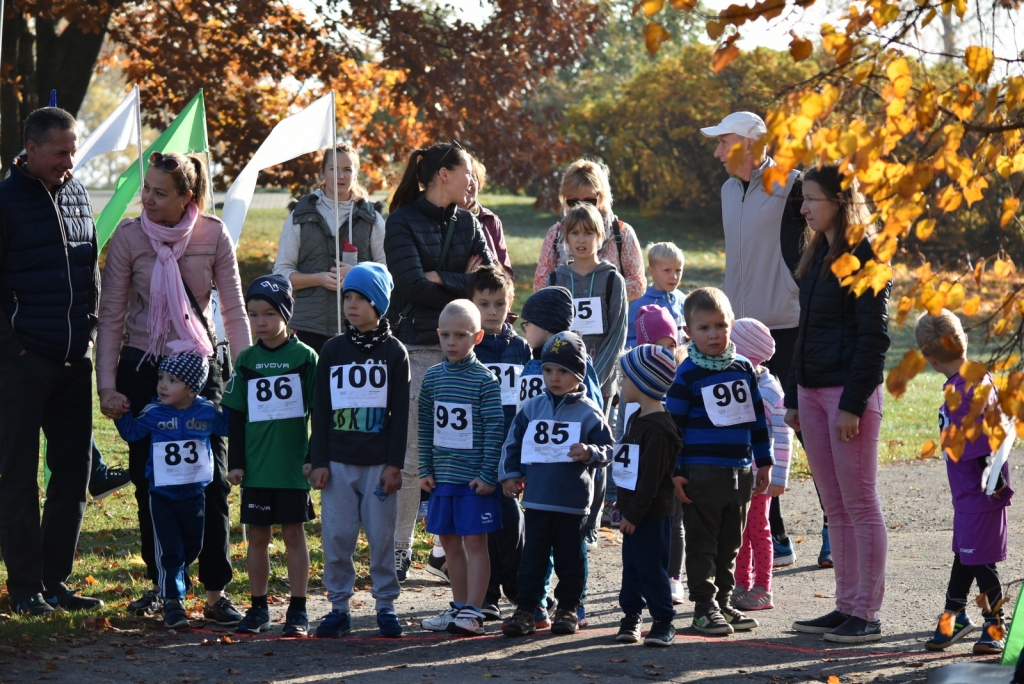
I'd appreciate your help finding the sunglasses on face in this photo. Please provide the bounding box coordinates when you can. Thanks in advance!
[566,197,598,208]
[149,152,180,173]
[437,140,464,168]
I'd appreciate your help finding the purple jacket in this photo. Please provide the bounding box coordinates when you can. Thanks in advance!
[478,205,513,278]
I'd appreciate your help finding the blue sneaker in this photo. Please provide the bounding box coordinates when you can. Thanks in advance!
[283,609,309,637]
[925,611,974,650]
[315,610,352,638]
[772,537,796,567]
[236,605,271,634]
[576,604,588,628]
[534,605,550,629]
[377,609,403,638]
[974,617,1006,654]
[818,527,833,568]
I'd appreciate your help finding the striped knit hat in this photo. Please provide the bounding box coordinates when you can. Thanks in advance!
[731,318,775,368]
[620,344,677,400]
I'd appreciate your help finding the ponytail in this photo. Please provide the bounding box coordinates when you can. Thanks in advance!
[187,155,210,213]
[388,142,468,214]
[389,149,426,213]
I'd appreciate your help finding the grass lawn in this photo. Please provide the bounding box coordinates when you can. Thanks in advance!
[0,194,947,641]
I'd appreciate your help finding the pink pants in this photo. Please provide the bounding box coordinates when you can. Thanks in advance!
[735,492,772,592]
[798,384,887,622]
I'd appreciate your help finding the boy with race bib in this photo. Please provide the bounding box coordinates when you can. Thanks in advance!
[418,300,505,636]
[221,275,318,636]
[113,352,228,631]
[499,331,613,637]
[308,262,410,639]
[614,345,681,647]
[666,288,773,636]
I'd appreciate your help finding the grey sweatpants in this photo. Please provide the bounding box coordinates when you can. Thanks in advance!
[322,462,400,612]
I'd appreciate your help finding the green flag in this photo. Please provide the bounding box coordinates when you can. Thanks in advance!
[95,90,209,249]
[1001,589,1024,666]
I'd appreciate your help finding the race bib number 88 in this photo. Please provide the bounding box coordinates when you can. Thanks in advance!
[518,375,545,405]
[700,379,756,426]
[152,440,212,487]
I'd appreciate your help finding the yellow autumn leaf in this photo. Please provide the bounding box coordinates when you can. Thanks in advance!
[706,19,724,40]
[895,295,913,326]
[831,252,861,279]
[644,22,672,55]
[885,57,910,81]
[640,0,666,17]
[670,0,697,9]
[915,218,936,241]
[945,384,963,412]
[1001,197,1020,229]
[993,259,1013,278]
[789,32,813,62]
[936,185,962,212]
[920,439,938,459]
[964,45,995,83]
[712,41,741,74]
[828,677,840,684]
[963,295,981,316]
[946,282,965,310]
[960,360,988,384]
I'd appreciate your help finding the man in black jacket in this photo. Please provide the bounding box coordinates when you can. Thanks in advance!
[0,107,104,615]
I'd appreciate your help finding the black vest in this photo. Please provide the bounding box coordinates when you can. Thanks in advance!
[0,160,98,361]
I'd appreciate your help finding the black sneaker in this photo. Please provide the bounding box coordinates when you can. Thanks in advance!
[793,610,852,634]
[395,549,412,584]
[823,616,882,644]
[89,467,132,500]
[644,619,676,647]
[616,613,642,643]
[43,583,104,611]
[204,596,243,626]
[128,589,163,616]
[551,609,579,635]
[12,593,55,617]
[283,609,309,637]
[236,605,271,633]
[720,603,758,631]
[163,599,190,630]
[481,604,502,621]
[691,601,733,635]
[425,552,450,583]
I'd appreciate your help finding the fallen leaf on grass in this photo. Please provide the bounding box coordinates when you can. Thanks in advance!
[828,677,840,684]
[794,537,805,543]
[45,662,59,670]
[83,575,98,586]
[80,618,112,631]
[610,658,628,663]
[228,668,242,675]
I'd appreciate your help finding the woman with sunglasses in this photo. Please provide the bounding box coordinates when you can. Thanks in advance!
[532,159,646,301]
[383,141,494,586]
[95,151,250,626]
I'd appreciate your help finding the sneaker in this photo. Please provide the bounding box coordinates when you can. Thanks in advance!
[772,537,796,567]
[448,607,486,636]
[128,589,163,617]
[793,610,851,634]
[671,578,687,605]
[425,553,450,583]
[974,618,1006,654]
[534,605,551,629]
[730,585,748,605]
[823,616,883,643]
[551,608,579,635]
[925,611,975,651]
[204,596,242,626]
[283,609,309,637]
[502,610,536,637]
[644,619,676,647]
[609,507,622,528]
[12,593,55,617]
[735,585,774,611]
[576,604,589,628]
[43,583,104,611]
[395,549,412,584]
[237,605,271,633]
[585,527,599,551]
[421,603,459,631]
[481,604,502,621]
[89,467,132,500]
[315,610,352,638]
[692,602,733,635]
[818,526,833,568]
[721,603,758,630]
[617,613,643,643]
[163,599,190,630]
[377,609,403,638]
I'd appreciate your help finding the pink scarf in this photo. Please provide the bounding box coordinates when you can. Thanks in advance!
[140,202,213,362]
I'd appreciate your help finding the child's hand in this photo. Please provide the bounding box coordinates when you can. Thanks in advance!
[226,469,244,486]
[784,408,800,433]
[309,467,330,490]
[420,475,436,493]
[469,478,495,496]
[836,410,859,442]
[619,519,636,535]
[381,466,402,494]
[754,466,771,494]
[502,478,525,498]
[767,484,786,497]
[673,475,693,504]
[302,463,312,478]
[567,443,591,462]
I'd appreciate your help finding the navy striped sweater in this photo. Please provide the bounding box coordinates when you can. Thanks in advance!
[665,356,773,476]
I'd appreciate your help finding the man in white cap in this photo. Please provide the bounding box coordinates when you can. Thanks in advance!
[701,111,826,570]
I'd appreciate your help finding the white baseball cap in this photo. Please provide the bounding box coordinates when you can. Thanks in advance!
[700,111,767,140]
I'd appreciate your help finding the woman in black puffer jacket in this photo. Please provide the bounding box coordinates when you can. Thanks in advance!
[784,164,891,644]
[383,142,493,579]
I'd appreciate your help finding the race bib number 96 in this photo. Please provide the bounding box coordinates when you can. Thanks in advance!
[330,363,388,409]
[247,374,303,422]
[701,379,756,426]
[521,420,582,464]
[433,401,474,450]
[152,440,212,487]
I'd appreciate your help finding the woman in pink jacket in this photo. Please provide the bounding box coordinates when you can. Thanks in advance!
[96,152,251,625]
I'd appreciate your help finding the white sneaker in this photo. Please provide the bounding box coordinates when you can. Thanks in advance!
[671,578,687,605]
[421,603,459,631]
[447,607,486,636]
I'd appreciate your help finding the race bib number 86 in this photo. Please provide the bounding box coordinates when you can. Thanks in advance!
[701,379,756,426]
[247,374,303,422]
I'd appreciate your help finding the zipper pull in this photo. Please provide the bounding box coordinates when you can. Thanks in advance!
[733,468,739,490]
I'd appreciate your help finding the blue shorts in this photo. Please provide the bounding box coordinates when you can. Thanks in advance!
[426,483,503,536]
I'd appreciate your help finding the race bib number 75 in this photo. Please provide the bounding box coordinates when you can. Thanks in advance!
[701,379,755,427]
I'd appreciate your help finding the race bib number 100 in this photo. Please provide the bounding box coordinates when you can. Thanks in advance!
[433,401,474,450]
[247,374,303,422]
[152,440,212,487]
[611,442,640,491]
[487,364,523,406]
[701,379,756,426]
[330,363,388,409]
[521,420,582,464]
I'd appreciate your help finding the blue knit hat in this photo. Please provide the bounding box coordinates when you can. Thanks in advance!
[343,262,393,316]
[246,274,294,323]
[159,352,209,396]
[620,344,677,400]
[522,286,575,334]
[540,331,587,381]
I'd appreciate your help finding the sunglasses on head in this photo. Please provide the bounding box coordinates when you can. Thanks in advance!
[437,140,464,168]
[149,152,180,173]
[566,197,598,208]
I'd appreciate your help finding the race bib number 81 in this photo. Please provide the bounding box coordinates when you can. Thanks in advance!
[247,374,303,422]
[487,364,523,406]
[433,401,474,450]
[152,440,212,487]
[701,379,756,426]
[521,420,582,464]
[330,363,388,409]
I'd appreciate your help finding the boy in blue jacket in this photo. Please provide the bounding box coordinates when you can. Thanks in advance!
[114,352,228,631]
[499,332,613,637]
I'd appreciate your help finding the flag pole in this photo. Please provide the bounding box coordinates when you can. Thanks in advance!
[134,85,144,202]
[332,90,341,336]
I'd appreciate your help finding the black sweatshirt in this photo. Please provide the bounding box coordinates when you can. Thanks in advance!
[617,410,683,525]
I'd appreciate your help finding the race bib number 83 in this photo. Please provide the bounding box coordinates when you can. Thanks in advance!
[701,379,756,426]
[152,440,212,487]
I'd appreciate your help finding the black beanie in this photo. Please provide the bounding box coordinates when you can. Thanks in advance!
[521,286,575,334]
[540,331,587,381]
[246,274,294,323]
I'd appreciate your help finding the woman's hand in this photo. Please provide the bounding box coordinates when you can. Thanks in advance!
[99,388,130,419]
[465,254,483,274]
[423,271,444,285]
[319,268,340,291]
[335,261,353,287]
[784,408,801,433]
[836,410,860,442]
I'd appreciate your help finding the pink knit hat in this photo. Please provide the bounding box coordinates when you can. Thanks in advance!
[635,304,677,344]
[731,318,776,367]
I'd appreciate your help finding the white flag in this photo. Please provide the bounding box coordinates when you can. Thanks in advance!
[222,92,336,244]
[72,85,141,173]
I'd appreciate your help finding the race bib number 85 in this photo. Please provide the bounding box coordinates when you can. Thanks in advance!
[701,379,756,426]
[433,401,474,450]
[521,420,582,464]
[152,440,212,487]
